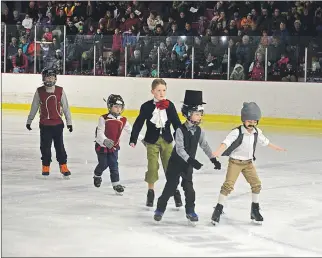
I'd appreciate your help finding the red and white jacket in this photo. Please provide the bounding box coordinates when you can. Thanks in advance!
[27,85,72,126]
[95,113,143,153]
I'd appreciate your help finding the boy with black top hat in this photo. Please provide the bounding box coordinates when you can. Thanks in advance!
[154,90,221,225]
[210,102,286,225]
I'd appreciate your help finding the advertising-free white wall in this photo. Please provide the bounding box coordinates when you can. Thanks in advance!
[2,74,322,120]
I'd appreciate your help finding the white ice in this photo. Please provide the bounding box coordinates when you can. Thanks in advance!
[1,110,322,257]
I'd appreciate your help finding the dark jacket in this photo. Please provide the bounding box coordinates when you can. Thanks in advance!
[130,99,181,144]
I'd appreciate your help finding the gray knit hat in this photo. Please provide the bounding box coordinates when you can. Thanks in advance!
[241,102,262,121]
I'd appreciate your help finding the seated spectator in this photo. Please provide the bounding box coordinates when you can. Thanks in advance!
[249,52,265,81]
[172,37,188,58]
[155,15,164,27]
[7,37,18,62]
[147,11,157,31]
[104,52,118,76]
[127,49,143,77]
[19,36,30,54]
[22,14,33,29]
[230,63,245,80]
[43,27,53,42]
[12,47,28,73]
[241,13,255,30]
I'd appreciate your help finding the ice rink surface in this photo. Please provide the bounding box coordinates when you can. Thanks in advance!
[2,110,322,257]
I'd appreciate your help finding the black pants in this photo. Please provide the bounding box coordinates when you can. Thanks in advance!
[40,123,67,166]
[157,169,195,214]
[94,145,120,184]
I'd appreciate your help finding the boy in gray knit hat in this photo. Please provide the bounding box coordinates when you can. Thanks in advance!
[210,102,286,225]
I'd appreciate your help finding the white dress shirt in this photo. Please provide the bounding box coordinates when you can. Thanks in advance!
[96,114,144,147]
[150,98,168,129]
[222,126,269,160]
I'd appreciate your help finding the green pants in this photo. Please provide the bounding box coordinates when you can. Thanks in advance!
[145,137,173,184]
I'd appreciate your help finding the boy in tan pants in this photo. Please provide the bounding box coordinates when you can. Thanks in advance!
[211,102,286,224]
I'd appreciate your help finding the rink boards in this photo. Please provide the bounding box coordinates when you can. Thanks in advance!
[2,73,322,129]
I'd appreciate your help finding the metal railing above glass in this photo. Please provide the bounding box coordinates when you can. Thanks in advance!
[2,25,322,82]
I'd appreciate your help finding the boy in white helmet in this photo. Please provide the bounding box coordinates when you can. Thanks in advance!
[93,94,144,195]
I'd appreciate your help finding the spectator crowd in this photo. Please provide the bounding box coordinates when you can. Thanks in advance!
[1,1,322,82]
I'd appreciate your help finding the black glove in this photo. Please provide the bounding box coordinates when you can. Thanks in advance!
[210,157,221,170]
[67,125,73,132]
[26,124,32,131]
[187,157,203,170]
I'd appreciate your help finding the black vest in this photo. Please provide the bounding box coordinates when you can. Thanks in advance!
[222,125,258,161]
[167,124,201,175]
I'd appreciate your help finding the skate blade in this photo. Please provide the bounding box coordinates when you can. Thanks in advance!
[62,175,70,180]
[251,219,263,225]
[145,206,154,211]
[211,220,219,226]
[187,219,197,227]
[114,191,123,196]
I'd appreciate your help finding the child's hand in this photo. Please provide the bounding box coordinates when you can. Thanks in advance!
[210,157,221,170]
[212,151,220,157]
[268,143,286,152]
[130,143,136,148]
[275,146,287,151]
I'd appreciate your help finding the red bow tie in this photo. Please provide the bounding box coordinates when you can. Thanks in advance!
[156,99,169,110]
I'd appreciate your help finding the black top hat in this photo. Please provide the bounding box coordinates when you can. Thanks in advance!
[183,90,206,106]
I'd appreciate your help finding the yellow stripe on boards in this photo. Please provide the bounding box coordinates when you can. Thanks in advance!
[2,103,322,130]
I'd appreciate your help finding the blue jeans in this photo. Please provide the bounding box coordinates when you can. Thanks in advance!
[94,145,119,184]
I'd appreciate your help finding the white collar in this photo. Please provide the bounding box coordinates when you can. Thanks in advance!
[153,98,167,104]
[107,113,122,119]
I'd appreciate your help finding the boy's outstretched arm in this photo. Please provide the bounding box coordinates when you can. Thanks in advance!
[268,143,286,151]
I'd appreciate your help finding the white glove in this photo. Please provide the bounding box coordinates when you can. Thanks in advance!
[103,138,115,149]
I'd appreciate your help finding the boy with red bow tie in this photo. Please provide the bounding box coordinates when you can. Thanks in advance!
[130,79,183,208]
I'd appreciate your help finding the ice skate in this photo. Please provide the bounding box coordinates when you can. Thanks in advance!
[186,211,198,227]
[211,203,223,225]
[154,209,164,222]
[146,189,154,208]
[113,185,125,195]
[93,176,102,188]
[42,165,50,177]
[173,190,183,210]
[60,164,71,179]
[251,202,263,225]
